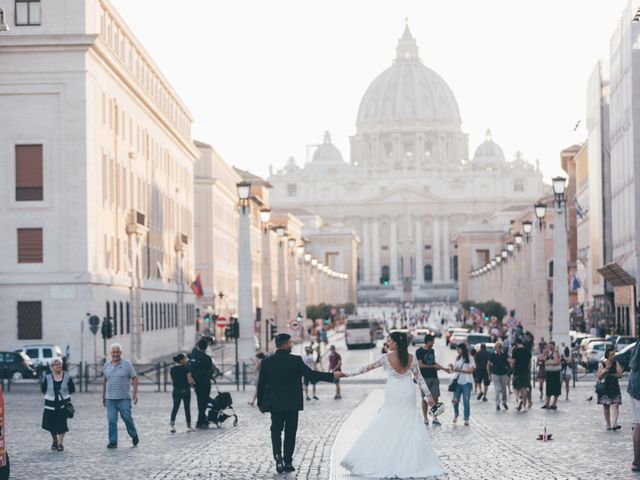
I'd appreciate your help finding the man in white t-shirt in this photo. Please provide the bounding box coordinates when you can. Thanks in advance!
[302,347,318,401]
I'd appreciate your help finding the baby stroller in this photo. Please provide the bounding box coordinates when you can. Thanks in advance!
[206,377,238,427]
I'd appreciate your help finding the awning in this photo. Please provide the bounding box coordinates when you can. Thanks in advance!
[597,262,636,287]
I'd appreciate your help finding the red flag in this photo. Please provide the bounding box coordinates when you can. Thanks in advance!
[190,273,204,298]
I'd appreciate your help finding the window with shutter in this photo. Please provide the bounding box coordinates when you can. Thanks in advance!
[15,145,43,201]
[17,301,42,340]
[17,228,43,263]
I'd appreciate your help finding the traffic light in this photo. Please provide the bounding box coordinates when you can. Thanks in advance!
[225,320,240,339]
[101,318,113,339]
[270,323,277,340]
[203,314,211,324]
[324,317,330,325]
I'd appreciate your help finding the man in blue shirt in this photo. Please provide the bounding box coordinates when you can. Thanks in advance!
[102,343,139,448]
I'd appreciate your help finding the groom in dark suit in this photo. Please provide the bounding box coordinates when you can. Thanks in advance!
[258,333,341,473]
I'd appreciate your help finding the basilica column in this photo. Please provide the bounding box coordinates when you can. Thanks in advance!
[415,218,423,285]
[389,218,398,285]
[443,217,451,282]
[362,218,371,284]
[432,217,441,283]
[372,218,381,285]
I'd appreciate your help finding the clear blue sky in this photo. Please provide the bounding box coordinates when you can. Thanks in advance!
[111,0,626,181]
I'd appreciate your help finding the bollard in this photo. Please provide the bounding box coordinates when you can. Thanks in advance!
[156,363,161,392]
[78,362,83,392]
[242,363,246,392]
[235,362,240,391]
[84,363,90,393]
[163,362,168,392]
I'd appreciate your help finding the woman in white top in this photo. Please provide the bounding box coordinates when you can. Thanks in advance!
[449,343,476,426]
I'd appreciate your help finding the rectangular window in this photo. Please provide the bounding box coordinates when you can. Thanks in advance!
[17,301,42,339]
[514,179,524,192]
[15,0,41,26]
[15,145,43,201]
[126,302,130,334]
[17,228,43,263]
[287,184,297,197]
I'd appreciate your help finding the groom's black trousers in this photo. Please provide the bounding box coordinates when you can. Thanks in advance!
[270,410,299,463]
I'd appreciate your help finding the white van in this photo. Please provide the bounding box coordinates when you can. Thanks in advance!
[345,316,375,349]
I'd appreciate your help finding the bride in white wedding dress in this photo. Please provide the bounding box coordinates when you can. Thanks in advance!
[341,331,446,479]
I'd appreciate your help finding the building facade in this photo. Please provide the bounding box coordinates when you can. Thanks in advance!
[0,0,198,361]
[268,25,547,303]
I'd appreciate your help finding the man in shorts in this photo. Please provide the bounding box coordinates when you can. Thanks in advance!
[510,337,532,411]
[627,341,640,471]
[302,347,318,401]
[474,343,491,401]
[328,345,342,399]
[416,334,449,425]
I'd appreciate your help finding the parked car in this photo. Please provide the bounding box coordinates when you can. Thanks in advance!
[615,341,637,372]
[474,342,496,354]
[466,334,493,349]
[571,333,591,349]
[14,344,64,369]
[615,336,636,352]
[345,316,376,349]
[581,341,613,371]
[579,337,604,352]
[449,331,470,349]
[0,351,37,380]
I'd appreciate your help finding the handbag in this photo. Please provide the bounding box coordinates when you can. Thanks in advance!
[448,361,461,392]
[63,400,75,419]
[595,380,606,396]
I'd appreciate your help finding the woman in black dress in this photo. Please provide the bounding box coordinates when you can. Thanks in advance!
[170,353,195,433]
[41,358,75,451]
[541,341,561,410]
[597,346,623,431]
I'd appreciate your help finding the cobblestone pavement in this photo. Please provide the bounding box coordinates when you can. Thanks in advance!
[3,335,638,480]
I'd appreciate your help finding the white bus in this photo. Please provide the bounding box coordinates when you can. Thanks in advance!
[345,316,376,349]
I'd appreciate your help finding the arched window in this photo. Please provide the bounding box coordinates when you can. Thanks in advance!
[424,264,433,283]
[380,265,390,285]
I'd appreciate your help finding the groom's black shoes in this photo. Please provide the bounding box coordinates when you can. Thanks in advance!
[275,455,284,473]
[283,463,295,473]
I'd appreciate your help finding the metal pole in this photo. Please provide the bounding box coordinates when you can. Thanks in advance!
[552,205,570,348]
[238,204,254,363]
[235,334,239,391]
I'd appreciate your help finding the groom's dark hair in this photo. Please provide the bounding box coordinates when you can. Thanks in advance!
[275,333,292,348]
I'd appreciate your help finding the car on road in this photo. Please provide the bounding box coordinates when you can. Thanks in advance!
[579,337,605,353]
[466,333,492,349]
[581,340,613,371]
[474,342,496,354]
[615,341,637,372]
[449,331,469,349]
[0,351,37,380]
[410,327,431,345]
[446,327,468,346]
[14,344,64,369]
[615,336,636,352]
[425,323,443,338]
[345,316,376,349]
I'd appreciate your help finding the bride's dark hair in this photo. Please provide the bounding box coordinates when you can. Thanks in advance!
[389,331,409,368]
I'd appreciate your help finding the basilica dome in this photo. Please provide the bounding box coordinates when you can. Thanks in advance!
[313,131,344,163]
[356,25,462,130]
[472,129,505,169]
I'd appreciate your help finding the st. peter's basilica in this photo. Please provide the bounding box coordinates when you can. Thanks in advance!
[269,25,548,303]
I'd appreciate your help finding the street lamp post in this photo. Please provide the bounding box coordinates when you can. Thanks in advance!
[260,209,273,352]
[551,176,570,348]
[287,238,297,330]
[236,181,254,362]
[126,210,147,362]
[276,226,287,332]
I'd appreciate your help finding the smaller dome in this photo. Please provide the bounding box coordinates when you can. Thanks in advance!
[473,129,505,167]
[312,131,344,163]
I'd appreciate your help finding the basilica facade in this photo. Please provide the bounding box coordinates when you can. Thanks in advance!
[269,25,547,303]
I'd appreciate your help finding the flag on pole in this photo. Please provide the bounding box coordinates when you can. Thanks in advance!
[571,274,581,292]
[190,273,204,298]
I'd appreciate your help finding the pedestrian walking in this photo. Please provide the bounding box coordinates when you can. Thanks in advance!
[449,343,476,426]
[474,344,490,401]
[328,345,343,399]
[41,358,74,451]
[189,338,214,429]
[302,347,318,401]
[249,352,266,406]
[561,347,573,401]
[536,349,546,400]
[314,343,323,371]
[257,334,338,473]
[488,342,510,411]
[170,353,195,433]
[541,341,561,410]
[102,343,139,448]
[510,338,532,411]
[626,341,640,471]
[416,334,449,425]
[597,346,623,431]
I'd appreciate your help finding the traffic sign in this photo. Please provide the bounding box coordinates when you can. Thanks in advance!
[290,320,300,330]
[88,315,100,335]
[215,316,227,328]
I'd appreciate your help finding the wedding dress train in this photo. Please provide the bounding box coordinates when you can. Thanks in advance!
[340,354,446,478]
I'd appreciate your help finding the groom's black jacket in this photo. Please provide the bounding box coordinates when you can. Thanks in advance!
[257,349,334,412]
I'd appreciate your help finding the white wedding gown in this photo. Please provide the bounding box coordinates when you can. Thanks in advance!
[341,354,446,478]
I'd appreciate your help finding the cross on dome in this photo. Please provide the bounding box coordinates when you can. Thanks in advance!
[396,21,419,62]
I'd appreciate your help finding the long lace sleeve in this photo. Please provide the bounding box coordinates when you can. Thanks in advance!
[345,355,385,377]
[411,356,432,399]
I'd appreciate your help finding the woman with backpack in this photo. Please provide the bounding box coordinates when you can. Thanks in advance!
[170,353,195,433]
[41,358,75,451]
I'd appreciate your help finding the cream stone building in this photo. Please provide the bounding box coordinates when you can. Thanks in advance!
[269,25,547,303]
[0,0,198,361]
